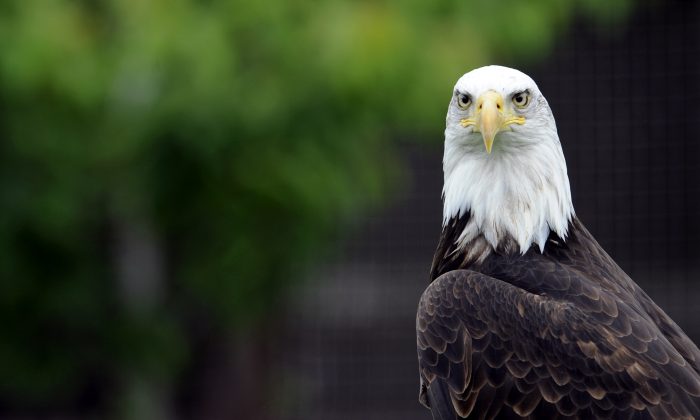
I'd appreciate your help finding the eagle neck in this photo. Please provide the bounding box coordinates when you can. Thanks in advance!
[442,133,574,254]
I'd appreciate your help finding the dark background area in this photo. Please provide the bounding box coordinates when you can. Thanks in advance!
[274,2,700,419]
[0,1,698,419]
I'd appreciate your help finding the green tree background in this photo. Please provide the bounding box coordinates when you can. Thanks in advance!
[0,0,632,417]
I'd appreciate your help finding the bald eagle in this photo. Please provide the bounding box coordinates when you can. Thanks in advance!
[416,66,700,419]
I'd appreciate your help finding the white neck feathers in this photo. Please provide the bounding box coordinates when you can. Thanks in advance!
[442,131,574,254]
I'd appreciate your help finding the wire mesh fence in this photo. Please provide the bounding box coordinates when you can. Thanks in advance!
[273,2,700,419]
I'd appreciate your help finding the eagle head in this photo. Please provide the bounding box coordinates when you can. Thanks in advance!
[442,65,574,254]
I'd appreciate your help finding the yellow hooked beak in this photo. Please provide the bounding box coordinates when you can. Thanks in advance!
[460,91,525,153]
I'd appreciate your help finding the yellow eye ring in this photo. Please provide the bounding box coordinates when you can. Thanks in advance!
[512,91,530,108]
[457,93,471,109]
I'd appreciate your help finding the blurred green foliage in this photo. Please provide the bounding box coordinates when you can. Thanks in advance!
[0,0,631,414]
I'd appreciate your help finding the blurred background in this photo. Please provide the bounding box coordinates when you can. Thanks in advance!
[0,0,698,419]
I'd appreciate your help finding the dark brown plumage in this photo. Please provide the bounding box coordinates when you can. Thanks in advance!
[417,215,700,419]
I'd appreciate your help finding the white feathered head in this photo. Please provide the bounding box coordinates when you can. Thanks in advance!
[442,65,574,253]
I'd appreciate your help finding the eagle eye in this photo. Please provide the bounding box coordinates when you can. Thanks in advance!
[512,91,530,108]
[456,93,471,109]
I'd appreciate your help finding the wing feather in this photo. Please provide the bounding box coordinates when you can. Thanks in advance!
[417,269,700,419]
